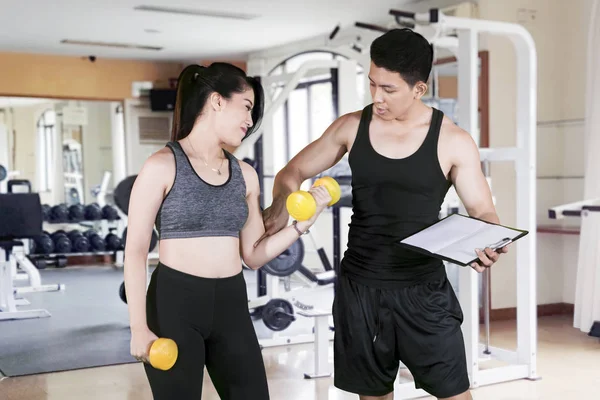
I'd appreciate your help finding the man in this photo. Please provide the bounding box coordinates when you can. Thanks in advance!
[256,28,508,400]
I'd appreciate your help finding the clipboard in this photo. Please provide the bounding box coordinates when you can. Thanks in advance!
[396,213,529,267]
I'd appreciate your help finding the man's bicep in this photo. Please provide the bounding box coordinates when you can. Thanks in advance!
[451,132,495,217]
[286,115,351,180]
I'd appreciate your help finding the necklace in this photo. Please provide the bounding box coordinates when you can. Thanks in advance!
[203,157,225,175]
[187,138,225,175]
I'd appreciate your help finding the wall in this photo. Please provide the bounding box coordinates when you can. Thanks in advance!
[0,52,185,101]
[0,51,246,101]
[477,0,589,309]
[123,98,173,177]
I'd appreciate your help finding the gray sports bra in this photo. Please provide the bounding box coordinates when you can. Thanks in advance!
[155,141,249,239]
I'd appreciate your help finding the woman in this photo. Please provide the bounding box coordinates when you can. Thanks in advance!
[124,62,331,399]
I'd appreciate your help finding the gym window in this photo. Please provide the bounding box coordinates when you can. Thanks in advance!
[269,51,364,171]
[37,109,56,192]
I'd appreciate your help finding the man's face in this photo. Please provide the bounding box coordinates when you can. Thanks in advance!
[368,62,425,121]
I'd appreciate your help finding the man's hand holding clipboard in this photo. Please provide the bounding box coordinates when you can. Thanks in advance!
[470,237,512,273]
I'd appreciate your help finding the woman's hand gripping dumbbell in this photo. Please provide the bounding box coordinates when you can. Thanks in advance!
[131,330,179,371]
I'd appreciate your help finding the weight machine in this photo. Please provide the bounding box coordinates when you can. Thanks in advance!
[0,190,65,322]
[247,233,336,333]
[246,229,337,379]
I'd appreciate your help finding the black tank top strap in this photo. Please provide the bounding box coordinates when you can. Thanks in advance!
[359,105,374,137]
[420,108,444,153]
[351,104,374,152]
[359,104,373,129]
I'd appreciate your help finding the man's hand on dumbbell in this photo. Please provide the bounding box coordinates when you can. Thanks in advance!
[257,198,289,247]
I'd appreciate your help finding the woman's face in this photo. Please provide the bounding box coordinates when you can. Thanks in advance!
[215,88,255,148]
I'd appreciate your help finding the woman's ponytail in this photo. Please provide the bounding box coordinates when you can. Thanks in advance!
[170,64,205,142]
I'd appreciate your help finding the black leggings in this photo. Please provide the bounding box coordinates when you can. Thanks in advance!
[144,262,269,399]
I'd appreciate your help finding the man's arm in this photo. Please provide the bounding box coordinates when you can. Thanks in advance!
[448,124,508,271]
[449,127,498,223]
[256,111,358,245]
[273,112,355,197]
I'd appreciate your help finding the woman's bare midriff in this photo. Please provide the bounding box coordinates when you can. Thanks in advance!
[157,237,244,278]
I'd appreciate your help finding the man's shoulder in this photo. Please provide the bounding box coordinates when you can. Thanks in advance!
[438,114,480,164]
[439,115,474,146]
[326,109,363,144]
[338,109,363,128]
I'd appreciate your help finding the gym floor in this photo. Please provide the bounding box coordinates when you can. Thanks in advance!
[0,315,598,399]
[0,265,598,400]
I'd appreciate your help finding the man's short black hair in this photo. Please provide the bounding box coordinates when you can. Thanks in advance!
[370,28,434,87]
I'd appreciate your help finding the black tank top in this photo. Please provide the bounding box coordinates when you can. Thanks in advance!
[341,104,452,288]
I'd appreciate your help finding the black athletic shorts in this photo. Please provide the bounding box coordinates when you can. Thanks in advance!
[332,273,470,398]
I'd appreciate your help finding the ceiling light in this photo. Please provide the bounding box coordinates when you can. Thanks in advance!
[60,39,162,51]
[134,5,259,20]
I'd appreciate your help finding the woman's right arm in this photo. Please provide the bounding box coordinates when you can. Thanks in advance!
[124,149,173,361]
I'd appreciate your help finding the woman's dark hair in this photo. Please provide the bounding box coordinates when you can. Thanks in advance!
[370,28,434,87]
[170,62,264,142]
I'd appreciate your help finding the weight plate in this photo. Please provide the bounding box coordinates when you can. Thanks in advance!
[262,298,295,331]
[0,165,7,182]
[262,239,304,277]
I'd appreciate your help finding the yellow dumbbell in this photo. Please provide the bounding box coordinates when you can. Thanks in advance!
[149,338,178,371]
[286,176,342,221]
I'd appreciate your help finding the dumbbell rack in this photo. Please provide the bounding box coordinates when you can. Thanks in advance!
[30,210,126,268]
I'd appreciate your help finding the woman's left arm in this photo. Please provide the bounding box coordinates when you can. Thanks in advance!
[238,161,329,269]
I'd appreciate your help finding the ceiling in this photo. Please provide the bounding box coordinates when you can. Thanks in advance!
[0,0,434,62]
